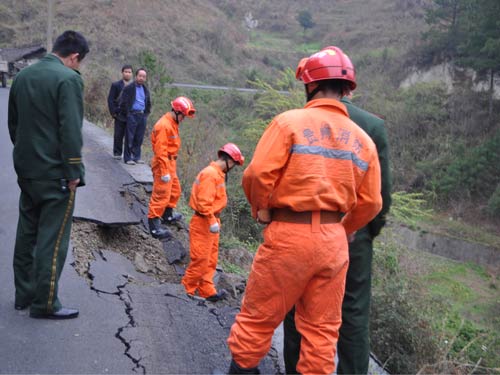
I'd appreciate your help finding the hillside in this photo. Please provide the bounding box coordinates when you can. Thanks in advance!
[1,0,427,85]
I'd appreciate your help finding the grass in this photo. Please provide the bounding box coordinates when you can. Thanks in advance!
[219,260,246,276]
[247,30,294,52]
[389,192,500,249]
[248,30,321,54]
[422,261,498,328]
[219,235,259,254]
[427,213,500,249]
[373,228,500,372]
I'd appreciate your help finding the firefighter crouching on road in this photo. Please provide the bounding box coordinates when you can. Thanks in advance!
[226,46,382,375]
[147,96,196,239]
[182,143,245,302]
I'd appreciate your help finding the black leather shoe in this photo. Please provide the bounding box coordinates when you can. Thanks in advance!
[228,359,260,374]
[30,307,79,320]
[14,303,30,310]
[206,289,228,302]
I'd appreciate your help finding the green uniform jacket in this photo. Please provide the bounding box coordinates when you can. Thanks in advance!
[341,97,391,237]
[8,54,85,186]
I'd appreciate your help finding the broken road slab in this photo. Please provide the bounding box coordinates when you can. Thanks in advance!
[162,237,187,264]
[74,121,141,226]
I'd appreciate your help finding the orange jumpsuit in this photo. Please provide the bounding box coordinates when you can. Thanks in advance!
[227,98,382,374]
[182,162,227,298]
[147,113,182,219]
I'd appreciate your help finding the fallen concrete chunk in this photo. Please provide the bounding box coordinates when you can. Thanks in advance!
[162,238,187,264]
[173,264,186,276]
[134,252,151,273]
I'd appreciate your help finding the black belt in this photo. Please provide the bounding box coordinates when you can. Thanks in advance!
[167,155,178,160]
[272,208,341,224]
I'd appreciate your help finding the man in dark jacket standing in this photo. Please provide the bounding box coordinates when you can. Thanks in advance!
[8,30,89,320]
[107,64,133,159]
[283,94,392,374]
[118,68,151,165]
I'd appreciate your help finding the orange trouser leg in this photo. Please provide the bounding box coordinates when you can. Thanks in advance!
[147,164,173,218]
[167,174,181,208]
[182,215,219,298]
[198,224,219,297]
[227,221,348,374]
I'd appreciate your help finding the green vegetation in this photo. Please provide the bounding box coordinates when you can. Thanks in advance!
[434,131,500,217]
[296,10,315,34]
[372,231,499,373]
[390,191,434,229]
[423,0,500,120]
[219,260,246,276]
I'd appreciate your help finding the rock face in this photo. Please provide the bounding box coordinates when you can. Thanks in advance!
[400,62,500,99]
[390,223,500,270]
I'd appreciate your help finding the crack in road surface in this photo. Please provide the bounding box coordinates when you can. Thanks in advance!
[71,247,147,373]
[116,283,147,374]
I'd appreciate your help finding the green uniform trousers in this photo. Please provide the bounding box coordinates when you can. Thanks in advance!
[283,228,373,374]
[13,178,76,314]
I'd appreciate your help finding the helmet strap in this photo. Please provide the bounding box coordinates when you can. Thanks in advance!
[305,84,322,102]
[173,110,181,123]
[225,159,230,183]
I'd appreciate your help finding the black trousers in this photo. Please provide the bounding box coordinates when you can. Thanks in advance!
[113,117,127,157]
[124,112,146,162]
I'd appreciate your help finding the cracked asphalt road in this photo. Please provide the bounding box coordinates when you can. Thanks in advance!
[0,88,281,374]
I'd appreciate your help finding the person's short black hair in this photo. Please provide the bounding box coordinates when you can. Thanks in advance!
[316,79,352,97]
[135,67,147,76]
[122,64,133,72]
[52,30,89,61]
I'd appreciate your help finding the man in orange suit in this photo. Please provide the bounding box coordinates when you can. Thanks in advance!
[147,96,196,239]
[226,46,382,374]
[182,143,244,302]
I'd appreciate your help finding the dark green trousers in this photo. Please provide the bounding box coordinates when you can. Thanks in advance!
[13,178,76,314]
[283,228,373,375]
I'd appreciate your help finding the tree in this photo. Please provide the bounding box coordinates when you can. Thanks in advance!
[296,10,315,35]
[456,0,500,122]
[423,0,500,121]
[423,0,468,61]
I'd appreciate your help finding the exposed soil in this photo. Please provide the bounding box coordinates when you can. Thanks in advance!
[70,182,251,308]
[71,221,183,283]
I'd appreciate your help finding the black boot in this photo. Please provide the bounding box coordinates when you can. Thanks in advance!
[162,207,183,224]
[206,289,228,302]
[148,218,172,239]
[228,359,260,374]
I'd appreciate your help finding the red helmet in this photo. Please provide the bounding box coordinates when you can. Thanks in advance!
[171,96,196,118]
[218,143,245,166]
[295,46,356,90]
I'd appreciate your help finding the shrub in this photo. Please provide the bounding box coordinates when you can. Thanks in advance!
[436,130,500,203]
[486,185,500,218]
[371,240,443,374]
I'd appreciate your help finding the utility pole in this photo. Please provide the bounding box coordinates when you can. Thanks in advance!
[46,0,54,52]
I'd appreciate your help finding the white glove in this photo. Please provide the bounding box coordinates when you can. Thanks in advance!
[209,222,220,233]
[161,174,171,183]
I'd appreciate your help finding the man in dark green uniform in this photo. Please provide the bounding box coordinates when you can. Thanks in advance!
[8,30,89,320]
[283,94,392,374]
